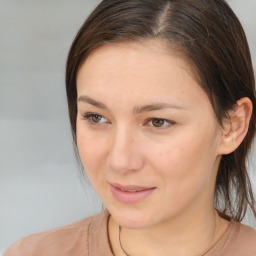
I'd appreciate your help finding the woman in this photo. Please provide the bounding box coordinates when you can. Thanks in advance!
[4,0,256,255]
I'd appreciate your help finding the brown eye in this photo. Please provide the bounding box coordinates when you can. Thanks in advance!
[151,119,165,127]
[82,113,108,126]
[91,114,103,123]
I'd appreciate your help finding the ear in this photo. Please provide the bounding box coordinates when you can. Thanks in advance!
[218,97,253,155]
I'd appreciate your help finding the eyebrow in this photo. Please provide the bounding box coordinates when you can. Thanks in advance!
[78,95,109,110]
[77,95,186,113]
[133,103,186,114]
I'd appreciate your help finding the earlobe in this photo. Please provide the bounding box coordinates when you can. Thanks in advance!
[218,97,253,155]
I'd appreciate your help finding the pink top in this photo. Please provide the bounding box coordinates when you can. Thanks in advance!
[4,209,256,256]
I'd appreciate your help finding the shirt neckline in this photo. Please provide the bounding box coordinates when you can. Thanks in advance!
[89,209,237,256]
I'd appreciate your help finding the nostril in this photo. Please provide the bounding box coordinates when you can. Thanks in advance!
[107,147,144,174]
[107,130,144,174]
[107,150,133,174]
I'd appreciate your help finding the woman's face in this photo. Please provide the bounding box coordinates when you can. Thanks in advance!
[76,41,223,229]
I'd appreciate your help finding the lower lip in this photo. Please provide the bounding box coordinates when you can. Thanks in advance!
[110,185,156,203]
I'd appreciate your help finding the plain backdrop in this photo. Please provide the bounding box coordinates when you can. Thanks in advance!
[0,0,256,254]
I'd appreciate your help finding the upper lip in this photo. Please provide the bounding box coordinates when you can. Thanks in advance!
[110,183,156,192]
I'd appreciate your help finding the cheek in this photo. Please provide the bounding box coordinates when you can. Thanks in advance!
[146,131,217,189]
[146,140,217,215]
[76,130,107,174]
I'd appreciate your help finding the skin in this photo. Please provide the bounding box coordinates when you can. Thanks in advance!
[76,40,251,256]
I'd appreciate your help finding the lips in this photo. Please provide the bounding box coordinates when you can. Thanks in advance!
[109,183,156,203]
[112,183,153,191]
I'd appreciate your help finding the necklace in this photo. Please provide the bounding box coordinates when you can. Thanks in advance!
[119,225,130,256]
[118,212,224,256]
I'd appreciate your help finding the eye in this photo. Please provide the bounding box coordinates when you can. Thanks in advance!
[91,114,103,123]
[82,113,108,125]
[148,118,175,128]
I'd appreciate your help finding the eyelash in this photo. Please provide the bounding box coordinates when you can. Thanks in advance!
[145,118,176,128]
[81,113,176,128]
[81,113,108,126]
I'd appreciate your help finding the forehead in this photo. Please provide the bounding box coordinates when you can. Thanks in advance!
[77,40,197,87]
[91,40,191,67]
[76,40,210,111]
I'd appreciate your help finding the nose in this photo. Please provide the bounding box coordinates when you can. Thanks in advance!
[107,127,144,174]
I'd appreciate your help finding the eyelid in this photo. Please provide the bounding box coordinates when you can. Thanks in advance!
[80,112,176,129]
[81,112,109,125]
[145,118,176,128]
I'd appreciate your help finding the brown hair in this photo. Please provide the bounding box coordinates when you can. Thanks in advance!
[66,0,256,221]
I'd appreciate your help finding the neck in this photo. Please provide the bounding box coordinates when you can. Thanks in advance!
[108,207,229,256]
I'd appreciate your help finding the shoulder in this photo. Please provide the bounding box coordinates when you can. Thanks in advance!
[3,209,109,256]
[224,221,256,256]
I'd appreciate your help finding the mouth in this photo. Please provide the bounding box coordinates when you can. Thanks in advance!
[109,183,156,203]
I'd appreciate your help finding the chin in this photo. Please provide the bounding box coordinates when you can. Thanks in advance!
[109,207,156,229]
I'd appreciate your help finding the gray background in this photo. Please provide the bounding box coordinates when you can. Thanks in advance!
[0,0,255,254]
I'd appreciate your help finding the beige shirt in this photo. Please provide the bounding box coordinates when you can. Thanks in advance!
[4,209,256,256]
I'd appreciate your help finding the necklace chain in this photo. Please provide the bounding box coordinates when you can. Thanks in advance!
[119,225,130,256]
[118,211,223,256]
